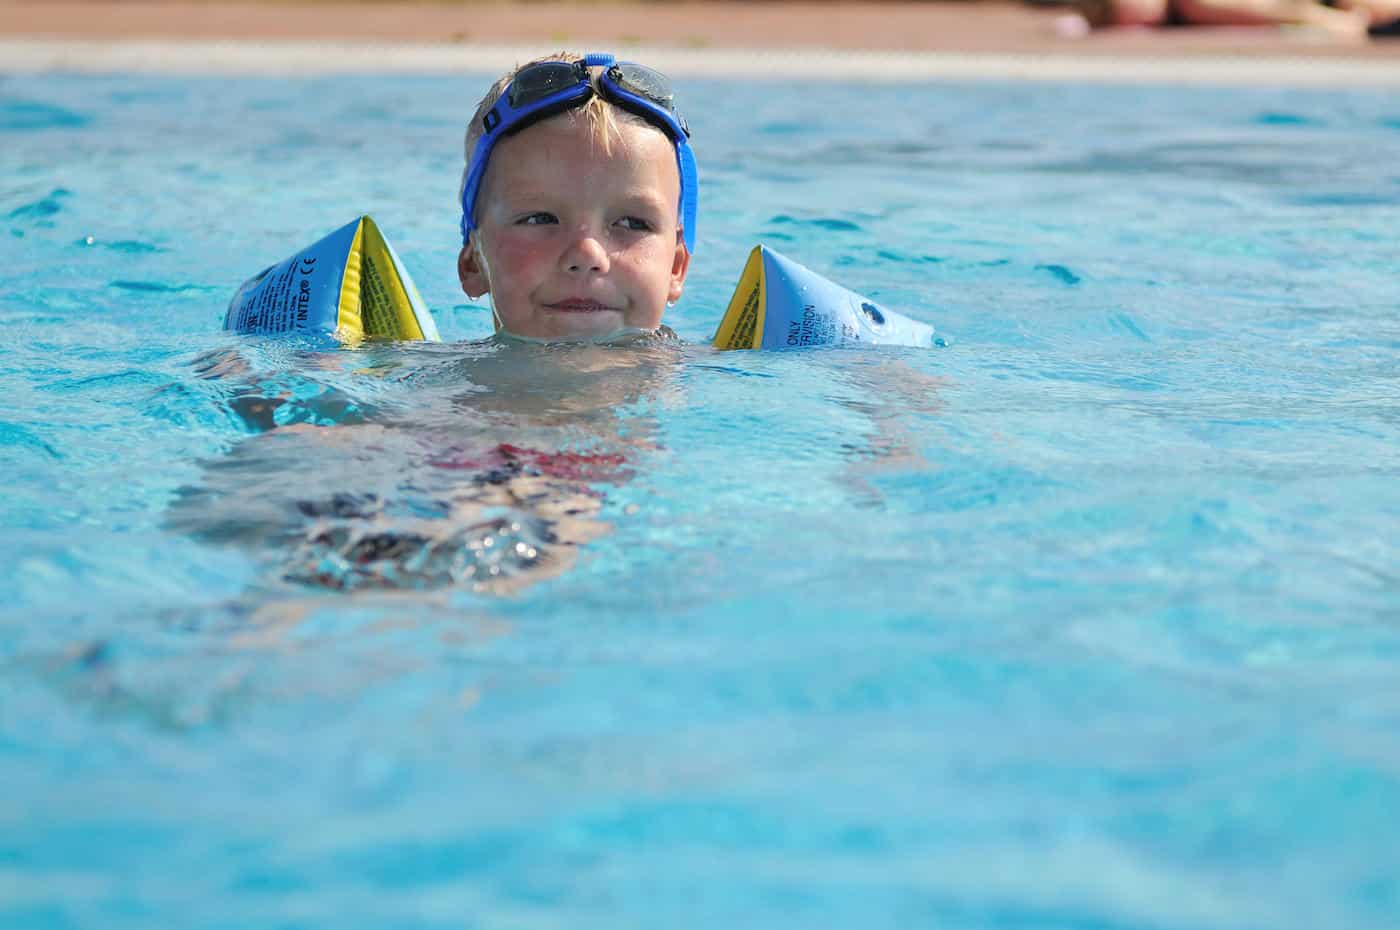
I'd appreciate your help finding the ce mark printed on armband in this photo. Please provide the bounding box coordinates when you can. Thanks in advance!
[299,256,317,277]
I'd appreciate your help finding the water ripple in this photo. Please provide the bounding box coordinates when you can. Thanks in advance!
[1035,263,1082,286]
[767,214,863,233]
[77,237,164,254]
[0,420,61,459]
[0,100,89,132]
[5,187,70,223]
[108,280,216,294]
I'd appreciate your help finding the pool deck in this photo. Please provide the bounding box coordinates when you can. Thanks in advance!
[3,1,1400,85]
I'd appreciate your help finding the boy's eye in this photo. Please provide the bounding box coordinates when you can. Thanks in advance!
[518,212,558,226]
[616,216,655,232]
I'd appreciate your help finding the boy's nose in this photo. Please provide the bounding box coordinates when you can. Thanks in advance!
[562,232,609,274]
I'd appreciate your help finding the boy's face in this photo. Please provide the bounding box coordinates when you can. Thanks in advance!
[458,113,690,342]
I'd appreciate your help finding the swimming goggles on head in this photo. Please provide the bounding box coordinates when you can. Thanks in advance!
[459,52,698,254]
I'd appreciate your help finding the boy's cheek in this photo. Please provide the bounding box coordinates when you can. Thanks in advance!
[491,234,554,276]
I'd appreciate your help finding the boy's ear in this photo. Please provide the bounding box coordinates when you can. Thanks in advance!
[458,241,490,298]
[668,229,690,304]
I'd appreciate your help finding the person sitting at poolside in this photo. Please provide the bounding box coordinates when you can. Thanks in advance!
[1075,0,1400,39]
[456,51,696,344]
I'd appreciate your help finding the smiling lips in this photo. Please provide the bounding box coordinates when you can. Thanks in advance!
[545,298,617,313]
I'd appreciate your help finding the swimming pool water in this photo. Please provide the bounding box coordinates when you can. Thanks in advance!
[2,71,1399,929]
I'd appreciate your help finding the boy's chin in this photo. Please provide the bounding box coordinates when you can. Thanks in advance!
[507,309,660,343]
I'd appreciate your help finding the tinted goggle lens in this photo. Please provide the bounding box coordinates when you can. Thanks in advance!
[608,63,675,112]
[507,61,587,109]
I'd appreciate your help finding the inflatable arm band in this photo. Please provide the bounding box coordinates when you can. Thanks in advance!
[225,215,439,343]
[712,245,934,350]
[225,219,931,350]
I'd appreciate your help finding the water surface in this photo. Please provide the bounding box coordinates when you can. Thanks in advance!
[2,72,1399,929]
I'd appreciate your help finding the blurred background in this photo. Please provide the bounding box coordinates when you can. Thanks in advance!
[2,0,1399,59]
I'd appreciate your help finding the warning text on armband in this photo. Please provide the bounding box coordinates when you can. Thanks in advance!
[726,282,760,348]
[358,254,403,338]
[233,255,318,334]
[786,304,856,346]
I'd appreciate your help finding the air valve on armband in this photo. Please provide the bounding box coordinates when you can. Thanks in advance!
[712,245,933,350]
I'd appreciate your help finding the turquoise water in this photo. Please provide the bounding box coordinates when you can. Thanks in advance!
[3,71,1400,928]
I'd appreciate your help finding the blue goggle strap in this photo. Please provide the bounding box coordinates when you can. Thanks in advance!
[459,77,594,243]
[597,74,698,255]
[460,54,697,254]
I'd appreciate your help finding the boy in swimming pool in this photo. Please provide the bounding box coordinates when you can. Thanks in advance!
[456,52,697,343]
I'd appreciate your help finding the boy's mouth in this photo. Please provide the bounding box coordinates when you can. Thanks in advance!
[544,299,617,314]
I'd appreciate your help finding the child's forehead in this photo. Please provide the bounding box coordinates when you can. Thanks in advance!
[494,115,677,176]
[481,123,680,212]
[516,106,667,150]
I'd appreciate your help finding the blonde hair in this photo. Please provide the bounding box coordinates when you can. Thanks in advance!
[458,52,657,225]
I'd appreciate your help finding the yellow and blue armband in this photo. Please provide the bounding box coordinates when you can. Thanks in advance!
[224,219,932,350]
[225,215,439,343]
[713,245,933,350]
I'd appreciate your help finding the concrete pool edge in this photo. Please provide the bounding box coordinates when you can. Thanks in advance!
[5,38,1400,86]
